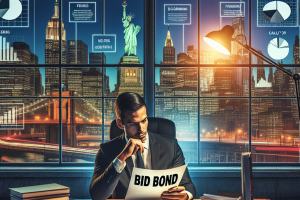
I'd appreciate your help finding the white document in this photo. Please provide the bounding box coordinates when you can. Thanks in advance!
[125,164,187,200]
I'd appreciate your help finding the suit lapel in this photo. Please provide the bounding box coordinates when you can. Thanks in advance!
[125,156,134,178]
[121,133,134,179]
[149,131,160,170]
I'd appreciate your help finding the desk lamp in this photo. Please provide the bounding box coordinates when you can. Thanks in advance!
[204,25,300,119]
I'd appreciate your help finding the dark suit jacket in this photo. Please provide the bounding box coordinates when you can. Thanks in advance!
[89,131,196,200]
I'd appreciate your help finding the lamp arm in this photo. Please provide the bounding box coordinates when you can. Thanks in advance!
[233,38,300,120]
[233,38,293,77]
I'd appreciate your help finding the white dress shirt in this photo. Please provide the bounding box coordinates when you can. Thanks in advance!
[112,132,193,200]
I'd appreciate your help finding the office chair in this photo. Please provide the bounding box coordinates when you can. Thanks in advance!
[109,117,176,140]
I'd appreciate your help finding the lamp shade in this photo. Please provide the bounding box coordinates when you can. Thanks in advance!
[203,25,234,55]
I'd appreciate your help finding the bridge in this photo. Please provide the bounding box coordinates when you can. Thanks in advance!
[0,91,299,162]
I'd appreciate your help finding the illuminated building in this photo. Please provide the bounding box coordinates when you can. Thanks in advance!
[199,50,216,64]
[157,67,197,96]
[162,25,175,64]
[252,99,298,141]
[65,68,84,95]
[112,68,143,96]
[67,40,88,64]
[158,68,176,96]
[199,50,228,64]
[45,67,66,94]
[199,68,247,96]
[30,68,43,96]
[45,2,66,64]
[0,68,42,96]
[155,98,198,138]
[200,99,248,136]
[45,2,67,94]
[82,68,102,96]
[293,35,300,64]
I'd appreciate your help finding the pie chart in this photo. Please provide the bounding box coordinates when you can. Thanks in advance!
[0,0,22,21]
[267,37,289,60]
[263,1,291,23]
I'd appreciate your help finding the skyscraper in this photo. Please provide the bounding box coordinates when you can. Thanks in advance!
[257,67,266,83]
[162,25,175,64]
[67,40,88,64]
[293,35,300,64]
[33,68,43,96]
[268,67,273,84]
[13,42,38,64]
[64,68,84,95]
[89,52,106,64]
[231,16,249,64]
[157,67,197,96]
[82,68,102,96]
[257,50,264,64]
[45,2,67,95]
[0,68,41,96]
[45,2,66,64]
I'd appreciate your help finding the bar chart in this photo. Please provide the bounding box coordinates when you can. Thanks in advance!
[0,36,19,61]
[0,103,24,130]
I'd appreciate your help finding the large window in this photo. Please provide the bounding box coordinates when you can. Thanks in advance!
[155,0,300,164]
[0,0,300,165]
[0,0,144,163]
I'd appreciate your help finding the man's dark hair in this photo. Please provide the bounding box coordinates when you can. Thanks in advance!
[114,92,146,123]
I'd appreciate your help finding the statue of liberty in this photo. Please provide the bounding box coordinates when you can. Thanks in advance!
[121,1,141,64]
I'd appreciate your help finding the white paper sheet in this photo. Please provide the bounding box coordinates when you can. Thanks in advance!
[125,164,187,200]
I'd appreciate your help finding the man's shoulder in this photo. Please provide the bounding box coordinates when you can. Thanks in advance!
[100,134,125,152]
[149,131,177,144]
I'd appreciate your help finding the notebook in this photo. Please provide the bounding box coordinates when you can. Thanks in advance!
[9,183,69,199]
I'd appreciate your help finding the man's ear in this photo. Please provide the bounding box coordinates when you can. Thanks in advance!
[116,119,124,130]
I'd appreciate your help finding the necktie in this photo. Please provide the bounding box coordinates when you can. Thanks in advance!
[136,149,145,169]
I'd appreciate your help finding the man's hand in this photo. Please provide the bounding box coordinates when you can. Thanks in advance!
[117,134,146,164]
[161,186,189,200]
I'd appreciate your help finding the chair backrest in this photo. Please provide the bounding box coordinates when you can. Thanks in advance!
[109,117,176,140]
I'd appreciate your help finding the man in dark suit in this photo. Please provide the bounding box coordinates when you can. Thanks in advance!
[90,92,196,200]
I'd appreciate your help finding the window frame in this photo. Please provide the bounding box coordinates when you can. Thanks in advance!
[153,0,300,166]
[1,0,300,167]
[0,0,146,166]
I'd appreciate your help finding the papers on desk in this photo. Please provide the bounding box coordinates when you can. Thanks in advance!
[201,191,244,200]
[125,164,187,200]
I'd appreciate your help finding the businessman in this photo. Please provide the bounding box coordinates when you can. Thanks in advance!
[89,92,196,200]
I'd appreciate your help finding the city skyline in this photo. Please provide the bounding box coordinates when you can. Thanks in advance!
[1,0,300,163]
